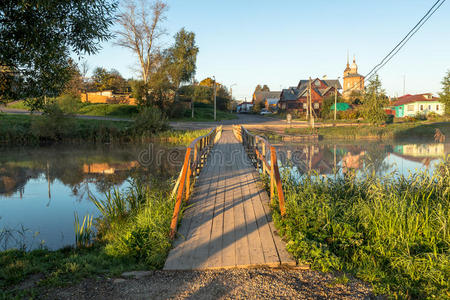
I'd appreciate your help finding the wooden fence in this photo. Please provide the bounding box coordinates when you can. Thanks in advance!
[169,126,223,238]
[232,125,285,216]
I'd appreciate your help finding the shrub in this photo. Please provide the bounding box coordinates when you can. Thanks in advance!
[414,112,427,121]
[165,101,186,119]
[385,114,394,124]
[31,103,75,141]
[56,94,82,114]
[273,156,450,298]
[338,109,359,120]
[132,106,169,135]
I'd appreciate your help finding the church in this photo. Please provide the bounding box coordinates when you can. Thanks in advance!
[343,56,364,100]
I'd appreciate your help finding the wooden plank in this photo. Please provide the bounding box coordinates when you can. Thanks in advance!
[251,171,296,267]
[204,142,226,268]
[221,142,237,268]
[163,156,215,270]
[232,139,251,268]
[245,169,281,267]
[239,162,266,266]
[189,150,221,269]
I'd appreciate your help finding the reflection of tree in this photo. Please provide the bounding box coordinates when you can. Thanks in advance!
[0,144,184,198]
[361,144,391,175]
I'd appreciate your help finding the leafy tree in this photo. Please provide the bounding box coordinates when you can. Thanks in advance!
[254,85,262,93]
[91,68,128,93]
[0,0,117,107]
[261,84,270,92]
[362,75,388,124]
[439,70,450,115]
[166,28,199,96]
[92,67,111,92]
[62,59,83,98]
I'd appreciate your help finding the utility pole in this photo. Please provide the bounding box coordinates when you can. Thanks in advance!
[309,77,314,128]
[191,76,195,119]
[213,76,217,121]
[334,84,337,121]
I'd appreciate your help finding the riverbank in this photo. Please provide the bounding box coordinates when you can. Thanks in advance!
[0,179,177,298]
[270,156,450,299]
[0,114,210,145]
[255,121,450,142]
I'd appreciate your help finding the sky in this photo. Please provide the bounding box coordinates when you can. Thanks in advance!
[81,0,450,100]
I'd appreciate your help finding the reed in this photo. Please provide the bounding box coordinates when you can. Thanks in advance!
[73,213,93,248]
[273,156,450,299]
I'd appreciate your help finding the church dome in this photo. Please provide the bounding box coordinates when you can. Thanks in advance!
[350,57,358,73]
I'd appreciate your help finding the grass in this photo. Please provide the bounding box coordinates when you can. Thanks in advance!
[283,121,450,141]
[0,179,177,298]
[0,114,210,145]
[4,100,29,110]
[77,104,139,119]
[271,156,450,299]
[177,105,237,122]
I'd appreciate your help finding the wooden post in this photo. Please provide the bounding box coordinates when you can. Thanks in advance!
[270,148,275,204]
[193,145,198,176]
[270,146,286,216]
[170,148,191,238]
[262,142,267,174]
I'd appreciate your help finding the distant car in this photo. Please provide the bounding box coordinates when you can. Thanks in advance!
[260,109,272,115]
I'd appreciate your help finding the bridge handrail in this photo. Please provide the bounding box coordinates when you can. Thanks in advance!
[169,125,223,238]
[232,125,286,216]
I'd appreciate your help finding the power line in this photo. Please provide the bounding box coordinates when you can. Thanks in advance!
[345,0,446,95]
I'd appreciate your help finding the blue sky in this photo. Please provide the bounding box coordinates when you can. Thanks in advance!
[82,0,450,100]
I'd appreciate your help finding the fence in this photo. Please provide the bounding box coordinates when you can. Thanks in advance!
[169,126,223,238]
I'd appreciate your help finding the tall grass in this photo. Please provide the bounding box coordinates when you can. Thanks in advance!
[93,179,175,267]
[273,156,450,298]
[74,213,93,248]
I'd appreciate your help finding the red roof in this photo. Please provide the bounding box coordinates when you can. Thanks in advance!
[392,93,440,106]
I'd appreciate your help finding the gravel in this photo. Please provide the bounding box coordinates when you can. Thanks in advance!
[44,268,378,299]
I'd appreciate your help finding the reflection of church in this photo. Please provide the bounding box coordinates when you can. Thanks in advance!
[343,56,365,100]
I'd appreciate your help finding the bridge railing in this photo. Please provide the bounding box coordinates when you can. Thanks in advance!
[232,125,285,216]
[169,125,223,238]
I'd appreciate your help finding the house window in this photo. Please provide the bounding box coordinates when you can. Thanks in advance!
[407,105,414,112]
[347,83,351,88]
[315,80,321,87]
[436,105,439,111]
[314,103,319,109]
[428,105,431,110]
[303,103,307,109]
[420,105,423,111]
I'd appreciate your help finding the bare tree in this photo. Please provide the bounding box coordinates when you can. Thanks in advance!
[116,0,168,84]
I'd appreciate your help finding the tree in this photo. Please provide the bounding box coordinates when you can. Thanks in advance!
[91,68,128,93]
[0,0,117,107]
[261,85,270,92]
[361,75,388,124]
[254,85,262,93]
[166,28,199,96]
[116,0,168,85]
[439,70,450,115]
[62,59,83,98]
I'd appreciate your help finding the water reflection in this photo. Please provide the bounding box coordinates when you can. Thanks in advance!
[0,144,185,250]
[275,142,449,176]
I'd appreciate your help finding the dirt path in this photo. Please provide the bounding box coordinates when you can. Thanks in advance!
[44,268,375,299]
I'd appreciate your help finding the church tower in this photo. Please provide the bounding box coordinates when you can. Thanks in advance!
[343,55,365,100]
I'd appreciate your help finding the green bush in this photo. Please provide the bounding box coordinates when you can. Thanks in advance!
[132,106,169,135]
[273,157,450,298]
[31,103,75,141]
[56,94,82,114]
[166,101,186,119]
[338,109,359,120]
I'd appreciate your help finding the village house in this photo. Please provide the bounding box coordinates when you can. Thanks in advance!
[252,90,282,111]
[390,93,445,117]
[278,78,341,115]
[236,101,253,113]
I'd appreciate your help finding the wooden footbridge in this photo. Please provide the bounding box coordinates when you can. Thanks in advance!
[164,126,295,270]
